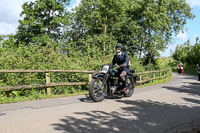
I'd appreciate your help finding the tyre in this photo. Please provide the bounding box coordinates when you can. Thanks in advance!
[198,73,200,81]
[89,77,106,102]
[124,75,134,97]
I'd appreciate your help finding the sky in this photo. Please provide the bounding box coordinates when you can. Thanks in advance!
[165,0,200,57]
[0,0,199,57]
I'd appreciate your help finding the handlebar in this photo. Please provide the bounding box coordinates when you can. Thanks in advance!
[102,64,127,68]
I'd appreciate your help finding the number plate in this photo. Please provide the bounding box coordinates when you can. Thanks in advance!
[101,65,109,73]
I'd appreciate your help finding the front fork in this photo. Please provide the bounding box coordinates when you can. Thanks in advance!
[102,74,109,96]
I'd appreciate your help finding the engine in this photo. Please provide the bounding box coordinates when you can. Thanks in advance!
[109,78,118,94]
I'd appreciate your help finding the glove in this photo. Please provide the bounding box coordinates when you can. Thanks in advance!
[119,63,127,68]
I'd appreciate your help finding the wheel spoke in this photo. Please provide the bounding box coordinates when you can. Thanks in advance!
[93,79,104,98]
[126,78,132,90]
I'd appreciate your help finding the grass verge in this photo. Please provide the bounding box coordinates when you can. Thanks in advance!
[136,74,173,88]
[0,90,88,104]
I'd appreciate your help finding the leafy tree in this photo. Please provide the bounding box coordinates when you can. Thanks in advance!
[127,0,194,63]
[70,0,132,55]
[0,35,3,47]
[15,0,71,47]
[187,37,200,64]
[70,0,193,60]
[172,40,191,63]
[172,38,200,65]
[0,35,16,48]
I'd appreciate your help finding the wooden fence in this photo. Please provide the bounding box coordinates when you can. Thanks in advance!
[0,69,170,94]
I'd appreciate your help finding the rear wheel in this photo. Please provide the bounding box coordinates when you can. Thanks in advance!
[89,77,106,102]
[124,75,134,97]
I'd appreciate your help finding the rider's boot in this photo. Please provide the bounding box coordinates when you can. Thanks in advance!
[121,81,127,92]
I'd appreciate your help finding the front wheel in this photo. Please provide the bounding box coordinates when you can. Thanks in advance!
[124,75,135,97]
[89,77,106,102]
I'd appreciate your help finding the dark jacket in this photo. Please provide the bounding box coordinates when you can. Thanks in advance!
[112,52,130,73]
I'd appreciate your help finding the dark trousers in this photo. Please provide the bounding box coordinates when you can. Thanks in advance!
[117,69,127,88]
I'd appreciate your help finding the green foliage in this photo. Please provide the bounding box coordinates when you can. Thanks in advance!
[69,0,129,55]
[69,0,194,62]
[183,64,198,75]
[172,37,200,76]
[157,57,175,69]
[0,46,109,100]
[172,37,200,65]
[15,0,71,47]
[0,45,174,103]
[1,0,194,63]
[0,46,143,101]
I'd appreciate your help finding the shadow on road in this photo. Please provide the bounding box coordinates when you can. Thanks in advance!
[163,82,200,101]
[183,98,200,105]
[79,95,94,103]
[51,100,200,133]
[79,95,122,103]
[181,75,198,80]
[52,74,200,133]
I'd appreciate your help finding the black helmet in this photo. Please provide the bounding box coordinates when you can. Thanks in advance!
[115,43,123,50]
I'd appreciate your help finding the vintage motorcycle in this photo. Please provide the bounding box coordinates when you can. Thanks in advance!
[89,64,136,102]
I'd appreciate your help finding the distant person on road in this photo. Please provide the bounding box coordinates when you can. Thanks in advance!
[196,64,200,81]
[177,62,184,75]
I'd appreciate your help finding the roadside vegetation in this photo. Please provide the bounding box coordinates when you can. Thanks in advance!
[0,0,194,103]
[172,38,200,76]
[0,46,172,104]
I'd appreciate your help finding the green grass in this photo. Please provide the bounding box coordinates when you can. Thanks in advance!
[184,64,198,76]
[0,90,88,104]
[157,57,175,69]
[136,74,173,88]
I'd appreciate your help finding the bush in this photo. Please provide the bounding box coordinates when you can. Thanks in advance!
[0,46,168,102]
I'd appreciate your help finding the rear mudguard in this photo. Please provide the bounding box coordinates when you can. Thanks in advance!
[133,76,137,84]
[128,74,137,86]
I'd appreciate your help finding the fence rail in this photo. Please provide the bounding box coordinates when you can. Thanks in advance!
[0,69,170,94]
[0,70,94,73]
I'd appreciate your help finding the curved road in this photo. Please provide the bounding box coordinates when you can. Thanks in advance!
[0,73,200,133]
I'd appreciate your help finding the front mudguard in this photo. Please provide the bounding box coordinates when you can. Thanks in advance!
[92,73,105,79]
[92,73,110,96]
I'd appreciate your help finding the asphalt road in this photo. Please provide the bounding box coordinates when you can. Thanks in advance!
[0,73,200,133]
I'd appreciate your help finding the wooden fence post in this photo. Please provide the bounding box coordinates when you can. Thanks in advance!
[153,72,156,79]
[166,69,169,77]
[139,74,142,85]
[88,74,92,84]
[169,69,170,75]
[45,73,51,95]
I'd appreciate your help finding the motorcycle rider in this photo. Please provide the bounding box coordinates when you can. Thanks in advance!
[112,43,130,92]
[177,62,184,75]
[196,64,200,81]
